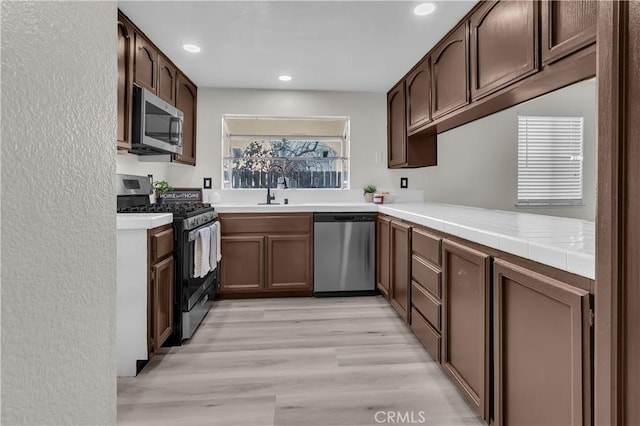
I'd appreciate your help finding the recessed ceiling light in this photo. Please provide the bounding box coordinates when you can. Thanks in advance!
[278,75,292,82]
[413,2,437,16]
[183,44,201,53]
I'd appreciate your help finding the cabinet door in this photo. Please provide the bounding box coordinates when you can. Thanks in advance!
[470,1,539,100]
[387,82,406,167]
[173,73,197,166]
[117,19,134,150]
[151,255,174,351]
[220,236,265,292]
[390,221,411,322]
[157,55,177,106]
[541,0,597,65]
[406,58,431,132]
[266,235,312,290]
[493,259,591,426]
[432,23,470,119]
[134,33,158,93]
[376,216,391,299]
[442,240,491,421]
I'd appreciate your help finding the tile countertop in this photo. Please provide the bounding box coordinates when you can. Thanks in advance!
[214,201,595,279]
[378,202,595,280]
[116,213,173,230]
[214,202,378,213]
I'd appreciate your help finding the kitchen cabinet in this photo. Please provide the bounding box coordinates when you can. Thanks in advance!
[220,236,265,292]
[147,224,174,356]
[173,72,198,166]
[117,11,198,166]
[470,0,539,100]
[387,82,406,168]
[157,54,177,105]
[387,80,438,169]
[410,228,442,362]
[442,239,491,421]
[219,213,313,297]
[376,215,391,299]
[431,23,470,119]
[493,259,592,426]
[406,57,432,132]
[117,16,134,151]
[389,220,411,322]
[134,32,158,94]
[541,0,597,65]
[267,235,312,290]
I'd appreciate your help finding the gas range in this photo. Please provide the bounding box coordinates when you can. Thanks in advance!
[117,202,214,218]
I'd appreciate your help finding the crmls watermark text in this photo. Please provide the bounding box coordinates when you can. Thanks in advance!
[374,411,427,424]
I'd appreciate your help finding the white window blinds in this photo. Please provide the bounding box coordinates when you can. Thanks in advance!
[517,116,584,205]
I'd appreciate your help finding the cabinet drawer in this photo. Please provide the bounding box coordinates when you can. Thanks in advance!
[412,255,441,298]
[411,308,441,363]
[220,214,311,235]
[412,228,441,266]
[412,281,441,331]
[150,226,173,264]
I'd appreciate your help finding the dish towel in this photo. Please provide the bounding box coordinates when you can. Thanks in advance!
[215,221,222,262]
[208,222,218,270]
[194,227,211,278]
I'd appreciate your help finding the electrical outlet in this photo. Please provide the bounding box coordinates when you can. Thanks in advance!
[147,174,153,185]
[203,177,212,189]
[400,177,408,189]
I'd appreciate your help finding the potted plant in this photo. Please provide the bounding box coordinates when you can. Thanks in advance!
[363,184,376,202]
[153,180,173,204]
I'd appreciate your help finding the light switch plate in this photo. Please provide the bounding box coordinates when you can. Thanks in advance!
[203,177,212,189]
[400,177,408,188]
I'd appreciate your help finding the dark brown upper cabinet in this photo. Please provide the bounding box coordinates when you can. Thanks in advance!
[442,239,491,422]
[431,23,470,119]
[134,32,158,94]
[541,0,597,65]
[173,72,198,166]
[117,18,134,151]
[470,0,539,100]
[406,57,431,133]
[157,55,177,106]
[493,259,592,426]
[387,81,406,168]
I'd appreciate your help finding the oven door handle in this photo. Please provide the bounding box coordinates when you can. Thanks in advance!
[187,220,217,242]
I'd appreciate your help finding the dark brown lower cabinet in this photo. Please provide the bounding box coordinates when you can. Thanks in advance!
[390,220,411,322]
[147,224,174,356]
[219,213,313,297]
[493,259,592,426]
[376,216,391,299]
[442,239,491,422]
[266,235,311,290]
[220,235,265,293]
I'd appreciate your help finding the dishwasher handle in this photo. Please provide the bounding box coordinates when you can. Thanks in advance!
[314,212,376,222]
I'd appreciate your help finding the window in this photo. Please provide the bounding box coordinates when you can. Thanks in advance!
[222,115,349,189]
[517,116,584,206]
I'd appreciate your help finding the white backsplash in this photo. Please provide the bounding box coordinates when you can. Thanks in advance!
[203,188,424,205]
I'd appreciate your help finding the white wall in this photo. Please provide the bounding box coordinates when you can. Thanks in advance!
[117,88,426,193]
[421,79,596,221]
[2,2,117,424]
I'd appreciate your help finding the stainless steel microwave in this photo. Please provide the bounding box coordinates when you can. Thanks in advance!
[131,86,183,155]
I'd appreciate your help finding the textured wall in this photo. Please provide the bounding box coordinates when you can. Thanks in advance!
[1,2,117,424]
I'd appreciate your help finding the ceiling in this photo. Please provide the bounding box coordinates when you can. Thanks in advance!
[118,1,478,92]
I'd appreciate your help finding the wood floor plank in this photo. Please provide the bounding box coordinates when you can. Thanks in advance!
[117,296,483,425]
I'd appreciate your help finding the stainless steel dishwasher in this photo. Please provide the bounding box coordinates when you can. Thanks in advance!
[313,212,376,296]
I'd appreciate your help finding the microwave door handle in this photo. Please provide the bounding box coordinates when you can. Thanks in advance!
[169,117,182,144]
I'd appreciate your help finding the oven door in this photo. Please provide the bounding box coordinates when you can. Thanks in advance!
[183,225,218,312]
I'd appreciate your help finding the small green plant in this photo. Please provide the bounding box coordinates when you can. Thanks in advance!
[363,184,377,194]
[153,180,174,195]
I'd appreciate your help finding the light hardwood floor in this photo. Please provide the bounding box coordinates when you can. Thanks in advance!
[118,296,484,426]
